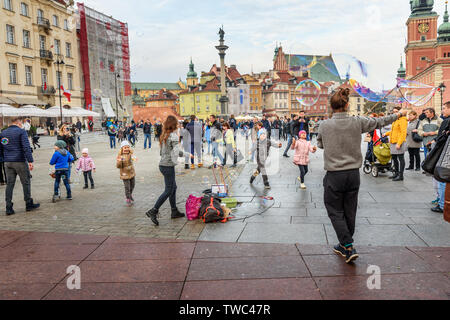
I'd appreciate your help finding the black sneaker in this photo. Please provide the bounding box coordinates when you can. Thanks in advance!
[431,206,444,213]
[345,246,359,264]
[333,244,346,257]
[415,168,421,171]
[171,208,185,219]
[83,185,88,189]
[405,167,413,171]
[25,200,40,212]
[91,185,95,189]
[66,195,73,200]
[146,208,159,226]
[264,184,271,190]
[283,154,289,158]
[6,205,15,216]
[250,175,256,184]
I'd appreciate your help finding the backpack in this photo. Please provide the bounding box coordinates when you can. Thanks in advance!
[199,195,226,223]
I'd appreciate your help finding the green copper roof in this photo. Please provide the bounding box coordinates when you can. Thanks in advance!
[285,54,341,82]
[438,2,450,42]
[410,0,437,17]
[132,83,183,90]
[187,58,198,78]
[397,60,406,78]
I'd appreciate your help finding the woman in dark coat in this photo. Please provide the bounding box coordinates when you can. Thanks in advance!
[57,124,77,182]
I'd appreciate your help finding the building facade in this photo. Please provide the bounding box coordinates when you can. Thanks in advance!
[132,80,186,99]
[242,74,263,112]
[405,0,450,114]
[0,0,83,113]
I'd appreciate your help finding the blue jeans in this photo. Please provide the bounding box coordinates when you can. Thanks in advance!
[207,141,211,154]
[67,162,72,180]
[144,133,151,149]
[54,169,71,197]
[284,134,293,155]
[129,135,136,146]
[212,141,224,163]
[438,182,446,209]
[109,136,116,149]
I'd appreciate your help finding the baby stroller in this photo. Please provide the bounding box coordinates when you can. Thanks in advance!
[363,138,393,177]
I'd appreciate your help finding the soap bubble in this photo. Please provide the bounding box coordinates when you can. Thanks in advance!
[295,79,321,107]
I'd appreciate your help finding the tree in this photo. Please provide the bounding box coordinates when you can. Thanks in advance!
[363,101,386,115]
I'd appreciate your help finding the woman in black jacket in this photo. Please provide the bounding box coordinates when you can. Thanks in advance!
[57,124,77,182]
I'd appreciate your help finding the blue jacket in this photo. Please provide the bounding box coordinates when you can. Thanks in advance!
[50,149,74,170]
[0,125,33,163]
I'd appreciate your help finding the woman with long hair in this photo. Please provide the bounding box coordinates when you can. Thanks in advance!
[57,124,77,182]
[146,115,193,226]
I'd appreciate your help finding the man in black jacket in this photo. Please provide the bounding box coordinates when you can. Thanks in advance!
[0,117,40,215]
[283,114,299,157]
[143,119,152,150]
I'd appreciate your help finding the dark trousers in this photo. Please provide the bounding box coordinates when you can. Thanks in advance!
[298,165,308,183]
[284,134,293,155]
[407,148,421,169]
[5,162,32,208]
[54,169,71,197]
[123,177,135,199]
[154,166,177,210]
[0,162,6,184]
[109,136,116,149]
[392,154,405,175]
[144,133,151,149]
[324,169,360,246]
[253,162,269,185]
[83,170,94,187]
[128,135,136,146]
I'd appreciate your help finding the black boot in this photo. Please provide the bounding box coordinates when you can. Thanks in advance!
[184,164,189,170]
[389,171,399,179]
[26,199,40,212]
[146,208,159,226]
[393,173,404,181]
[83,185,88,189]
[6,203,15,216]
[171,208,185,219]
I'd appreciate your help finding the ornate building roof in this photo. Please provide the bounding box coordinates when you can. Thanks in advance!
[410,0,437,17]
[438,1,450,42]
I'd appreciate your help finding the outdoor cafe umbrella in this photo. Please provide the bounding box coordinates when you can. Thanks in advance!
[18,105,53,117]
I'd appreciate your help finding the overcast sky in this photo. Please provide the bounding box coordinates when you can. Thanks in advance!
[81,0,448,88]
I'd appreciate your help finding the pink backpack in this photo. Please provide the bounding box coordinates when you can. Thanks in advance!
[186,195,202,221]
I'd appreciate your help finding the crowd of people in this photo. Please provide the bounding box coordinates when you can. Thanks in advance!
[0,98,448,264]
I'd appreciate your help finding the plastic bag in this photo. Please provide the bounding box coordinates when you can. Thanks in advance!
[186,195,202,221]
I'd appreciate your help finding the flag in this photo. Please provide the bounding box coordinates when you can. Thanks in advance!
[44,82,47,91]
[373,129,381,146]
[61,85,71,102]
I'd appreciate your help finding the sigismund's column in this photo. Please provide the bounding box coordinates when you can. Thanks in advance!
[216,27,229,116]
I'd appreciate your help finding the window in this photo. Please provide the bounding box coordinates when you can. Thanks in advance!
[6,24,15,44]
[52,15,59,27]
[250,98,253,103]
[25,66,32,85]
[65,42,71,57]
[255,97,258,103]
[216,105,220,112]
[64,19,68,30]
[56,71,62,87]
[20,2,28,16]
[37,9,43,18]
[9,63,17,84]
[206,95,209,102]
[41,68,47,85]
[181,97,184,103]
[216,94,219,101]
[421,35,426,41]
[196,96,200,103]
[23,29,30,48]
[54,39,60,55]
[67,73,73,90]
[206,105,209,111]
[3,0,12,11]
[39,35,45,50]
[357,104,361,112]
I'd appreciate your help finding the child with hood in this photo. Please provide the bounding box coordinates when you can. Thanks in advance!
[116,140,137,206]
[50,140,74,201]
[291,130,317,189]
[76,148,96,189]
[249,123,282,189]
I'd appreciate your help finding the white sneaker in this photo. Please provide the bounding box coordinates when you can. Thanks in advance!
[300,183,306,189]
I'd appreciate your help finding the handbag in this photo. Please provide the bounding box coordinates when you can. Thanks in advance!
[434,135,450,183]
[422,132,448,174]
[412,121,423,143]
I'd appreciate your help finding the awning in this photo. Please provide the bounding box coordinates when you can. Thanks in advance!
[101,98,116,118]
[7,97,47,106]
[0,96,15,104]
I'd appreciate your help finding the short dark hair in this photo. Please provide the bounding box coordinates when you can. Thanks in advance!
[210,114,216,119]
[10,117,23,123]
[444,101,450,107]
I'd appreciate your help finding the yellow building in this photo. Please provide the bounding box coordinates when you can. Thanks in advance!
[0,0,82,112]
[242,74,262,111]
[132,80,186,99]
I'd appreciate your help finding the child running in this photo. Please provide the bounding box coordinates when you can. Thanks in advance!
[76,148,96,189]
[317,88,407,264]
[50,140,74,201]
[291,130,317,189]
[249,123,282,189]
[116,141,136,206]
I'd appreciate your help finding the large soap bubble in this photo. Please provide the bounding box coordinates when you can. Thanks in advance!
[295,79,321,107]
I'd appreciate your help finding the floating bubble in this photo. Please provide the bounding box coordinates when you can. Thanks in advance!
[295,79,321,107]
[397,78,438,107]
[349,79,403,104]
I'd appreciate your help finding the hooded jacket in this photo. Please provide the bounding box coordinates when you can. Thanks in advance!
[291,138,315,166]
[116,148,135,180]
[50,148,74,170]
[77,154,96,172]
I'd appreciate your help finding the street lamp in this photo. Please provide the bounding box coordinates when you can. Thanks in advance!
[114,73,121,121]
[439,83,446,113]
[55,54,65,124]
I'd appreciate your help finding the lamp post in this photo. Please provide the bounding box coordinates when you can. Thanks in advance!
[114,73,121,121]
[439,82,446,113]
[55,54,65,124]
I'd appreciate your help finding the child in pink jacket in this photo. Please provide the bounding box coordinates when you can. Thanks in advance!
[76,148,96,189]
[291,130,317,189]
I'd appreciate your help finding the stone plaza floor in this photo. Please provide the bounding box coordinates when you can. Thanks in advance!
[0,132,448,299]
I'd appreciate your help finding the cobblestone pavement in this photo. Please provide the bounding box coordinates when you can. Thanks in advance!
[0,230,448,300]
[1,132,449,247]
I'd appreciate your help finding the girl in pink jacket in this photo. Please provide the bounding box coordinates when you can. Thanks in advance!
[291,130,317,189]
[76,148,96,189]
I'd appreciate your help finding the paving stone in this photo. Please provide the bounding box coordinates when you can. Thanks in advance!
[193,242,299,258]
[0,261,79,284]
[0,283,55,300]
[198,222,246,242]
[0,243,98,262]
[181,278,321,300]
[238,223,327,244]
[408,225,450,247]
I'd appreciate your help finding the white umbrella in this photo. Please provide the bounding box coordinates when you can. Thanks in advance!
[70,107,101,117]
[19,105,52,117]
[0,104,21,116]
[46,106,80,117]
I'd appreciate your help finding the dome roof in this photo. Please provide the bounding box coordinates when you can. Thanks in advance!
[438,2,450,42]
[397,60,406,79]
[187,58,198,78]
[410,0,436,17]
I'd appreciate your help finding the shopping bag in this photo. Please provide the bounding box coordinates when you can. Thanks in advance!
[434,136,450,183]
[185,195,202,221]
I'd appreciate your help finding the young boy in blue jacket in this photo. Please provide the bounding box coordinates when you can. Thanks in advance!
[50,140,74,201]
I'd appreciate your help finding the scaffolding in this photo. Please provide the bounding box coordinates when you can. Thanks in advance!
[77,3,131,124]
